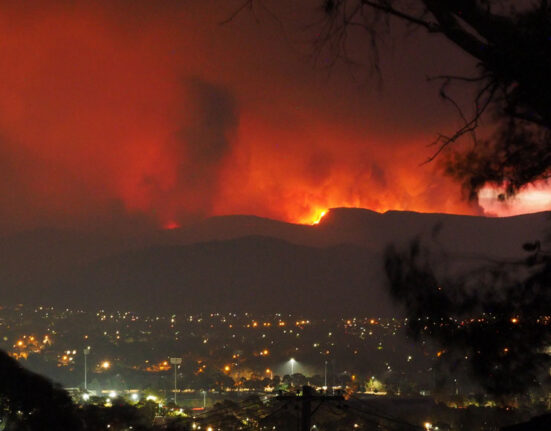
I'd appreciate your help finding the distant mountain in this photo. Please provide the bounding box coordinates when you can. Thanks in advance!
[155,208,550,259]
[153,215,316,247]
[0,208,549,314]
[0,228,144,301]
[57,236,387,316]
[317,208,550,258]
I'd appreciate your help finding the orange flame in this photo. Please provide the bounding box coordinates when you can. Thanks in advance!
[311,210,327,225]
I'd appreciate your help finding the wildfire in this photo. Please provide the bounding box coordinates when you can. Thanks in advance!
[163,220,181,230]
[312,210,327,225]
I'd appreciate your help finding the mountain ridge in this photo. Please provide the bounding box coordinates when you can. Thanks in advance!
[0,208,548,315]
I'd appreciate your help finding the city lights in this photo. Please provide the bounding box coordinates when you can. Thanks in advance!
[0,1,544,428]
[0,304,544,429]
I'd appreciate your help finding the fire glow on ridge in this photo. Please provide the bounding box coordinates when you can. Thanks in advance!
[312,210,327,225]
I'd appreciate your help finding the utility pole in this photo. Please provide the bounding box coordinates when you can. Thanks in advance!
[170,357,182,405]
[276,385,343,431]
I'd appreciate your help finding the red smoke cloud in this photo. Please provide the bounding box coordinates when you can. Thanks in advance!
[0,1,541,233]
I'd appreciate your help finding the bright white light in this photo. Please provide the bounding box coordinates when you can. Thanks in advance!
[82,393,90,401]
[146,395,157,402]
[131,393,139,401]
[109,391,117,398]
[478,183,551,216]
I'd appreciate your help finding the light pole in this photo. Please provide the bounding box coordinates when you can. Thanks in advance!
[170,357,182,405]
[290,358,296,386]
[324,360,328,389]
[83,347,91,391]
[202,390,207,408]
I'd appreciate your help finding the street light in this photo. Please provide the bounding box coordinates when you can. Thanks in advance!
[170,357,182,405]
[290,358,295,375]
[83,347,91,391]
[324,360,328,389]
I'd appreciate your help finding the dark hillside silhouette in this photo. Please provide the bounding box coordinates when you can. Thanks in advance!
[0,210,547,315]
[0,350,82,430]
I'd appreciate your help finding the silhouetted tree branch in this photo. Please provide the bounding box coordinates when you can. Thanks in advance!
[385,240,551,397]
[235,0,551,399]
[320,0,551,197]
[320,2,551,397]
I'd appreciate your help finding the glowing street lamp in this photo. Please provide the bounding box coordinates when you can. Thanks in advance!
[290,358,296,375]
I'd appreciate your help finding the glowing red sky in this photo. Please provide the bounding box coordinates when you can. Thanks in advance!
[0,1,547,233]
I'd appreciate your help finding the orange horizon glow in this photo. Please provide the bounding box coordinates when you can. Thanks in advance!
[159,188,551,229]
[0,2,550,234]
[163,221,181,230]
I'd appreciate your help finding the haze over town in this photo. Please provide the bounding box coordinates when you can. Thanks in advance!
[0,1,550,431]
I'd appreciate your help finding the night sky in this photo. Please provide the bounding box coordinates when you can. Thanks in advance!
[0,0,548,234]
